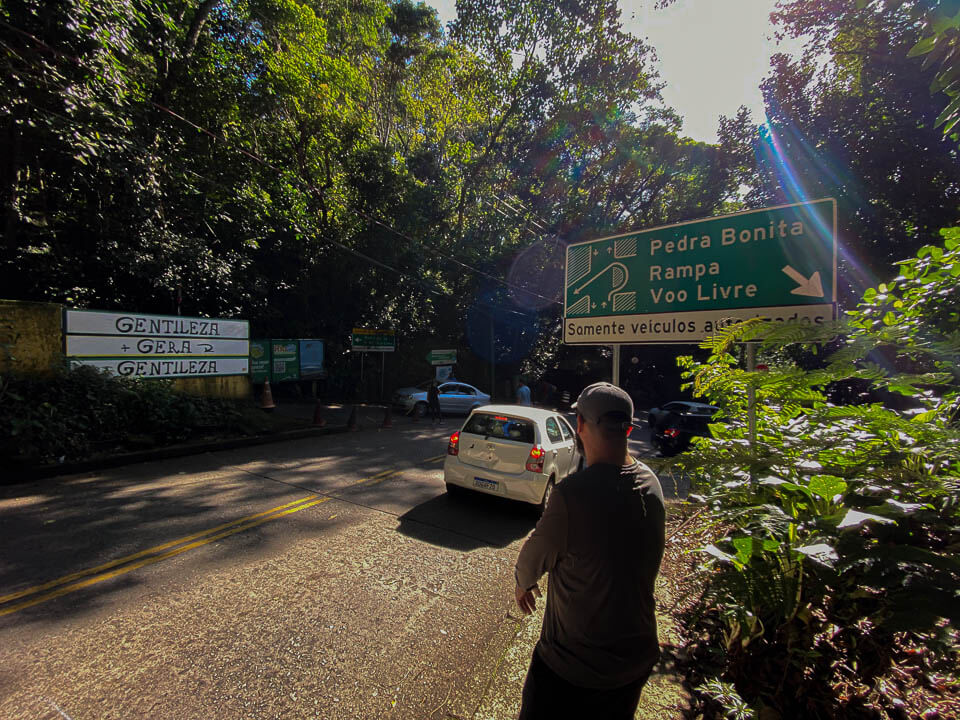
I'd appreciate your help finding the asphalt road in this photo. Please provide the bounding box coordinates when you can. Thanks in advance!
[0,413,684,720]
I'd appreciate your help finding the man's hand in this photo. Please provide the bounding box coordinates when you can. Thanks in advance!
[515,583,541,615]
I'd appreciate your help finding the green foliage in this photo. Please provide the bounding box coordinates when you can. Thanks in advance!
[884,0,960,138]
[721,0,960,292]
[676,231,960,714]
[1,0,741,381]
[698,678,755,720]
[0,366,264,465]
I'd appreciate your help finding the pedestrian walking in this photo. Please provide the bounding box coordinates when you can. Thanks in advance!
[516,379,532,406]
[513,382,666,719]
[427,380,443,424]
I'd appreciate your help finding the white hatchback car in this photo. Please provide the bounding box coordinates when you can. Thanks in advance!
[443,405,581,511]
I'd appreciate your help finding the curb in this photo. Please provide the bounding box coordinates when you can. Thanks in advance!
[5,424,352,484]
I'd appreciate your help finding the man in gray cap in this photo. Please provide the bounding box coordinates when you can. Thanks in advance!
[513,382,665,719]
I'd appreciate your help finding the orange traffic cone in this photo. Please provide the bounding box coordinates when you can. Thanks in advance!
[260,380,276,411]
[347,405,359,431]
[312,398,326,427]
[381,405,393,429]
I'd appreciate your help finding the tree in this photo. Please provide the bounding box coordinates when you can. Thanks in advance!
[718,0,960,305]
[0,0,745,389]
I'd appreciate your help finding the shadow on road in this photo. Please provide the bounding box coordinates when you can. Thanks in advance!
[0,427,449,627]
[396,491,536,552]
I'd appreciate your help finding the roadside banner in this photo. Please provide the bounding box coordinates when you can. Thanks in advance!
[299,339,326,379]
[271,340,300,382]
[249,340,271,383]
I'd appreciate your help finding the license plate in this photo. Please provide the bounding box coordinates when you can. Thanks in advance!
[474,477,498,491]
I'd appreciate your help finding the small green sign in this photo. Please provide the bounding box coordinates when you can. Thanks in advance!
[271,340,300,381]
[426,349,457,366]
[352,328,395,352]
[249,340,271,383]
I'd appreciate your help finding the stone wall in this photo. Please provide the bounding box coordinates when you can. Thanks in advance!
[173,375,252,399]
[0,299,252,399]
[0,300,63,376]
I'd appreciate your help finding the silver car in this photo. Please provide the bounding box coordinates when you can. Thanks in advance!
[392,381,491,417]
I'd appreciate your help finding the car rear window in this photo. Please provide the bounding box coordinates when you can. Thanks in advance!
[689,406,717,416]
[462,413,535,443]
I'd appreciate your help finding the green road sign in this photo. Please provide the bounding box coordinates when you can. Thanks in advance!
[271,340,300,381]
[352,328,395,352]
[426,349,457,366]
[249,340,271,383]
[564,199,837,344]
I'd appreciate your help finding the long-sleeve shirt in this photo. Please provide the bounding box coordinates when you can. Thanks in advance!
[515,460,666,689]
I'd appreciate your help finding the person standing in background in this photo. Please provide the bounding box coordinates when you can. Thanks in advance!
[516,379,532,406]
[427,380,443,424]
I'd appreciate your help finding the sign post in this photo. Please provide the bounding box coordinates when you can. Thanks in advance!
[563,199,837,347]
[351,329,395,402]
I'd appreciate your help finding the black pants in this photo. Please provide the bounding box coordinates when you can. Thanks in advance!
[428,398,442,422]
[518,648,653,720]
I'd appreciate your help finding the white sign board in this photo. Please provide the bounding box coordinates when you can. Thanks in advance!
[71,358,250,379]
[65,309,250,379]
[66,335,249,357]
[65,310,248,338]
[565,304,834,344]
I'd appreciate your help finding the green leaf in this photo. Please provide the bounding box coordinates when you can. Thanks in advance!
[703,544,739,565]
[887,383,919,396]
[729,536,780,563]
[907,35,937,58]
[935,92,960,129]
[807,474,847,501]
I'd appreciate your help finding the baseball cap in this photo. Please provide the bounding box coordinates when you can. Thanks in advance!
[571,382,637,431]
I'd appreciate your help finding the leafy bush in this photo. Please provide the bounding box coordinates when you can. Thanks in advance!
[0,365,260,466]
[674,228,960,717]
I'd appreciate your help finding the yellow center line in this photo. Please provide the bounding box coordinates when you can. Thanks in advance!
[0,494,319,606]
[2,459,438,614]
[363,470,401,487]
[0,497,331,618]
[352,467,397,486]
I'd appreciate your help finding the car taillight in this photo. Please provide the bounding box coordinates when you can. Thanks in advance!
[448,432,460,455]
[664,428,680,438]
[525,445,545,473]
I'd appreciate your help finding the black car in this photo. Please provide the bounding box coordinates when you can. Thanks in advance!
[647,401,719,455]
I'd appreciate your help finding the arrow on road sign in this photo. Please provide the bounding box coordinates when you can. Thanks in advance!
[573,262,629,296]
[782,266,824,298]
